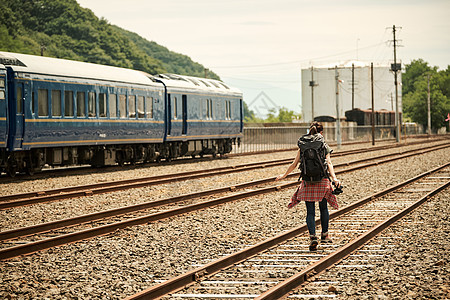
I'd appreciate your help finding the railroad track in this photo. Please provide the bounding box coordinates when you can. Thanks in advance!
[0,136,443,183]
[1,140,449,210]
[124,163,450,299]
[0,142,448,260]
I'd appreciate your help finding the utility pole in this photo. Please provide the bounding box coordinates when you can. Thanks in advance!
[371,63,375,145]
[427,74,431,135]
[40,45,46,56]
[309,66,318,122]
[391,25,401,142]
[335,66,341,149]
[204,68,208,78]
[352,63,355,110]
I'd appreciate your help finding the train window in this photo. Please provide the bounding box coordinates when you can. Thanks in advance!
[52,90,62,117]
[137,96,145,119]
[77,91,85,117]
[210,99,213,119]
[225,100,231,120]
[206,99,213,119]
[17,86,23,114]
[128,95,136,118]
[0,80,4,99]
[99,93,106,118]
[146,97,153,119]
[64,91,74,117]
[109,94,117,118]
[88,92,96,117]
[173,97,177,119]
[119,95,126,118]
[38,89,48,117]
[32,92,35,114]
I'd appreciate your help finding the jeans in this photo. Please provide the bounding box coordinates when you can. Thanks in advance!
[305,199,329,236]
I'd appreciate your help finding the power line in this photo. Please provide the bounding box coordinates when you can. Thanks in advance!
[210,42,386,69]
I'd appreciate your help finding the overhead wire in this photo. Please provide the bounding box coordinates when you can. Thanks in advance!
[211,41,387,70]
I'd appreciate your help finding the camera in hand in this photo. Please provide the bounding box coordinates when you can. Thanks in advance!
[332,182,343,195]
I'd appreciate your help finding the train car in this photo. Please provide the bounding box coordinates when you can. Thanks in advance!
[0,52,243,176]
[156,74,243,158]
[0,51,166,176]
[345,108,399,126]
[314,115,336,123]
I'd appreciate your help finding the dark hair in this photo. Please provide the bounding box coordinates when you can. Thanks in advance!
[309,121,323,135]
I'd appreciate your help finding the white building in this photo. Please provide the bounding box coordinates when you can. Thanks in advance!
[301,61,402,122]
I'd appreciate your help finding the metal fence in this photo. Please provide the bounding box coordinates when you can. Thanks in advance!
[231,123,425,154]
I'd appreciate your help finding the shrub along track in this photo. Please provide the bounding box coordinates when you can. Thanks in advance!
[0,142,448,260]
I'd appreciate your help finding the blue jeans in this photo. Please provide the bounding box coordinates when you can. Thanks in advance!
[305,199,329,236]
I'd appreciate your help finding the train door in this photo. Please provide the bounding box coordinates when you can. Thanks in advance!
[182,95,187,135]
[167,93,172,136]
[6,69,25,150]
[0,65,7,149]
[239,99,244,133]
[12,80,26,150]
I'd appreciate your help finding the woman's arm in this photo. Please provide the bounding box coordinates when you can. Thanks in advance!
[275,150,301,181]
[326,153,340,187]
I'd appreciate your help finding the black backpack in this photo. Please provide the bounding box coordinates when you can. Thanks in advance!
[298,134,328,183]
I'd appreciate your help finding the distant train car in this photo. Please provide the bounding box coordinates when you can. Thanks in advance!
[314,115,336,123]
[345,108,399,126]
[0,52,243,176]
[156,74,243,158]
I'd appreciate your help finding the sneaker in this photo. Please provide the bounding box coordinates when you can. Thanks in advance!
[309,236,318,251]
[321,233,332,243]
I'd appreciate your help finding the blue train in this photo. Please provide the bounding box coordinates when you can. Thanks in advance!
[0,52,243,176]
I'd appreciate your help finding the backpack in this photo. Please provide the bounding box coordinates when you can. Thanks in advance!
[297,133,328,183]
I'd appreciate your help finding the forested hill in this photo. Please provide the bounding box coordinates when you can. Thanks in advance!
[0,0,219,79]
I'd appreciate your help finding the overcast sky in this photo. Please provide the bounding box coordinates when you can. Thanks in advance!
[77,0,449,116]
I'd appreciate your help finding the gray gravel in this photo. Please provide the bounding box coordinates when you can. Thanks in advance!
[315,189,450,299]
[0,138,449,299]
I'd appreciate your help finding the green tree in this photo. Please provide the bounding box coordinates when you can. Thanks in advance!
[402,60,450,131]
[243,101,264,123]
[265,107,301,123]
[0,0,214,78]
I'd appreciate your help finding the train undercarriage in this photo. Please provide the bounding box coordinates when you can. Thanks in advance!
[0,138,237,177]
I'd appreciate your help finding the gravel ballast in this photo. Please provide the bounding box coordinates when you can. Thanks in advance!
[0,138,449,299]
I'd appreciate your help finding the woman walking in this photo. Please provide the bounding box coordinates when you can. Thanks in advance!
[276,121,340,251]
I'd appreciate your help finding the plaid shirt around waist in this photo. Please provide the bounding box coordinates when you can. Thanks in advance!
[288,178,339,210]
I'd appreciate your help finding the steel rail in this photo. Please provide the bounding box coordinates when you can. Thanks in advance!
[1,138,444,203]
[0,136,444,182]
[0,142,397,202]
[122,162,450,299]
[256,176,450,299]
[228,135,447,157]
[0,147,448,261]
[0,160,293,209]
[1,143,447,244]
[1,141,448,210]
